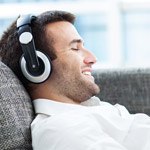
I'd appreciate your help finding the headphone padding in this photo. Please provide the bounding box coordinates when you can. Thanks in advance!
[20,51,51,83]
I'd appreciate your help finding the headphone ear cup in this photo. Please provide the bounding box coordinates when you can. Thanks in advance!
[20,50,52,83]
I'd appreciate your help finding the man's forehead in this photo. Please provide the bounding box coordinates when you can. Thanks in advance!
[46,21,82,43]
[46,21,73,31]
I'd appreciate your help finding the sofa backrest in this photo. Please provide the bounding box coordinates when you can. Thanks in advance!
[1,60,150,149]
[0,61,34,150]
[93,68,150,116]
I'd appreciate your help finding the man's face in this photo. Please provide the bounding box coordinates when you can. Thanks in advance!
[46,21,100,103]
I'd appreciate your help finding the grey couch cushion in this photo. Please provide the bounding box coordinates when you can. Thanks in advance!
[93,68,150,116]
[0,61,34,150]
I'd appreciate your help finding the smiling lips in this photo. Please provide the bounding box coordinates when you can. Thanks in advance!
[82,70,95,82]
[82,71,91,76]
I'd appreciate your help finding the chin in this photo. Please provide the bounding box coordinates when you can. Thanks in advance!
[89,83,100,96]
[80,85,100,102]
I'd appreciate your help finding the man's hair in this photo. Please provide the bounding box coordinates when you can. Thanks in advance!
[0,10,75,89]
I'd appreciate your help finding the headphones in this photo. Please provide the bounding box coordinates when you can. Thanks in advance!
[17,14,52,83]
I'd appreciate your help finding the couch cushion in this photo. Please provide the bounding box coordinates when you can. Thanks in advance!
[0,61,34,150]
[93,68,150,116]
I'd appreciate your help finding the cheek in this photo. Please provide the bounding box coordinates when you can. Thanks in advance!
[67,55,83,72]
[51,57,72,74]
[53,52,83,74]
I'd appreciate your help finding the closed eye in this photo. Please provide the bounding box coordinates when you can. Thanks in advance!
[71,48,79,51]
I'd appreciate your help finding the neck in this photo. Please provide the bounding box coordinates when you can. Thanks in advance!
[30,83,80,105]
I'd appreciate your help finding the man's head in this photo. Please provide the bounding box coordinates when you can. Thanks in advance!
[0,10,100,104]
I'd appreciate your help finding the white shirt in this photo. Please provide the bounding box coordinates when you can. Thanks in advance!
[31,97,150,150]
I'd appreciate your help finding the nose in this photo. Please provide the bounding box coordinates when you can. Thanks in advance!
[83,49,97,65]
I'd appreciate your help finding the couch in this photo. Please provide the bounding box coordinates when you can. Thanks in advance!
[0,61,150,149]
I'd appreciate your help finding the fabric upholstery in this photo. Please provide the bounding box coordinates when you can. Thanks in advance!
[93,68,150,116]
[0,61,34,150]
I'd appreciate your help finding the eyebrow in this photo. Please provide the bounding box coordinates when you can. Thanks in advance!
[69,39,84,46]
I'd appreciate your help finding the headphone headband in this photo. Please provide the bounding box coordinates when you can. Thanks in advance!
[17,15,36,28]
[17,14,39,70]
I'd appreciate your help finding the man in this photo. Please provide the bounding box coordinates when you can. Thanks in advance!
[0,10,150,150]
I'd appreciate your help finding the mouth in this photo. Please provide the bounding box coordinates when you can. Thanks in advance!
[82,71,92,76]
[82,70,95,82]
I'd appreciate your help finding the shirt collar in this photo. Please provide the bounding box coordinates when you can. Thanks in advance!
[33,99,86,116]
